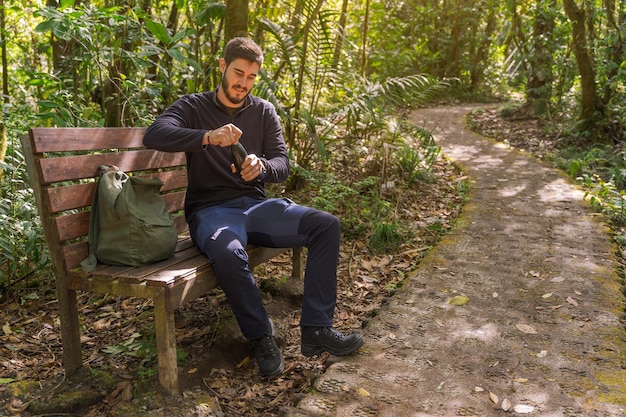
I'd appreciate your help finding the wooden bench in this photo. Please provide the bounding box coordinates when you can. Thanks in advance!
[21,127,303,395]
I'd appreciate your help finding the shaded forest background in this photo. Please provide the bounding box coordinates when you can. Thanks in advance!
[1,1,625,300]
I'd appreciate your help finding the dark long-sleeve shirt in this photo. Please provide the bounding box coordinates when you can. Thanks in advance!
[143,89,290,219]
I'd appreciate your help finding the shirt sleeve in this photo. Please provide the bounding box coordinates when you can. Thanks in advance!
[259,104,290,183]
[143,96,206,152]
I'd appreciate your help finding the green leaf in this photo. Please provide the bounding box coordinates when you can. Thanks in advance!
[186,58,204,74]
[145,20,171,45]
[171,28,195,44]
[102,345,126,356]
[448,295,469,306]
[0,378,15,384]
[166,48,185,62]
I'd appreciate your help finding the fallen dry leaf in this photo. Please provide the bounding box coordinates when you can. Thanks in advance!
[489,391,499,404]
[502,398,511,411]
[515,323,538,334]
[513,404,535,413]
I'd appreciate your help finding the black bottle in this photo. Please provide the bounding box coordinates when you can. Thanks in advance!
[231,142,248,172]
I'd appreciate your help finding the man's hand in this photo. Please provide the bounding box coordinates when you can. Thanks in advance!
[204,123,243,146]
[232,154,266,182]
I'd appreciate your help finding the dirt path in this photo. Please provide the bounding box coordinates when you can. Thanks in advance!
[285,105,626,416]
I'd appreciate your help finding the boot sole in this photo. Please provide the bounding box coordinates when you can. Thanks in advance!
[301,336,365,357]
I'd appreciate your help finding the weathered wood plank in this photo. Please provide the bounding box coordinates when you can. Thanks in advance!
[46,171,187,214]
[29,127,147,153]
[37,149,186,184]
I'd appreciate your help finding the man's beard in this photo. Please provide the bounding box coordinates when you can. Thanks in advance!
[221,76,248,105]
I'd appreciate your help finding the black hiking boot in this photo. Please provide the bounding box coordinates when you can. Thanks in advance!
[301,326,365,357]
[253,320,284,377]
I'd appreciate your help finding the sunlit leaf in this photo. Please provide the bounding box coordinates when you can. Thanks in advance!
[237,356,250,368]
[145,20,171,45]
[448,295,469,305]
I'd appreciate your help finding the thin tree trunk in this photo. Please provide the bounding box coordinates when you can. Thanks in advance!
[293,0,325,123]
[225,0,249,40]
[469,1,498,91]
[0,0,8,189]
[361,0,369,77]
[526,0,556,116]
[332,0,349,69]
[562,0,601,129]
[600,0,623,108]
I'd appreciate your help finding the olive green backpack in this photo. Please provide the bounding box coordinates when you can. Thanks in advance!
[81,165,178,272]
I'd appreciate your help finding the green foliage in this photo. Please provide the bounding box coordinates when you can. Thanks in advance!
[3,0,622,287]
[395,125,441,184]
[580,174,626,227]
[31,3,222,127]
[558,144,623,185]
[0,105,49,288]
[255,0,453,168]
[290,167,390,239]
[369,221,411,255]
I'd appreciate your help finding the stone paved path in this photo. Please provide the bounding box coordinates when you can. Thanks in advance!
[286,105,626,416]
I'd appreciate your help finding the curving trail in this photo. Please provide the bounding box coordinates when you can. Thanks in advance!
[286,105,626,417]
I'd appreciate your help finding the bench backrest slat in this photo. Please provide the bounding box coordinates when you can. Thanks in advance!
[38,149,187,184]
[46,171,188,214]
[24,127,189,273]
[29,127,146,153]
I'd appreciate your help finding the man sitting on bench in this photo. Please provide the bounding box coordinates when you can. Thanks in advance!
[143,37,364,377]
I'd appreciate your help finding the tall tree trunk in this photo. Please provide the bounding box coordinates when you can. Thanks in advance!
[49,0,81,88]
[526,0,556,116]
[360,0,370,77]
[562,0,601,130]
[332,0,349,69]
[225,0,249,40]
[600,0,624,109]
[0,0,5,192]
[102,5,139,127]
[293,0,325,125]
[469,1,498,91]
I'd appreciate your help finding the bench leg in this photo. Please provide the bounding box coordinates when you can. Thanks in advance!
[154,294,180,395]
[57,286,83,375]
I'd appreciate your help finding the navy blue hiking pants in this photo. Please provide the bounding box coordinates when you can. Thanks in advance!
[188,197,340,341]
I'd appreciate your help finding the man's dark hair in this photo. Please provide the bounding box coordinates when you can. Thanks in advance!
[224,37,264,68]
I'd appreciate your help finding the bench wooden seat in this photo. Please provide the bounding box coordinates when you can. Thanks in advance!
[21,127,303,395]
